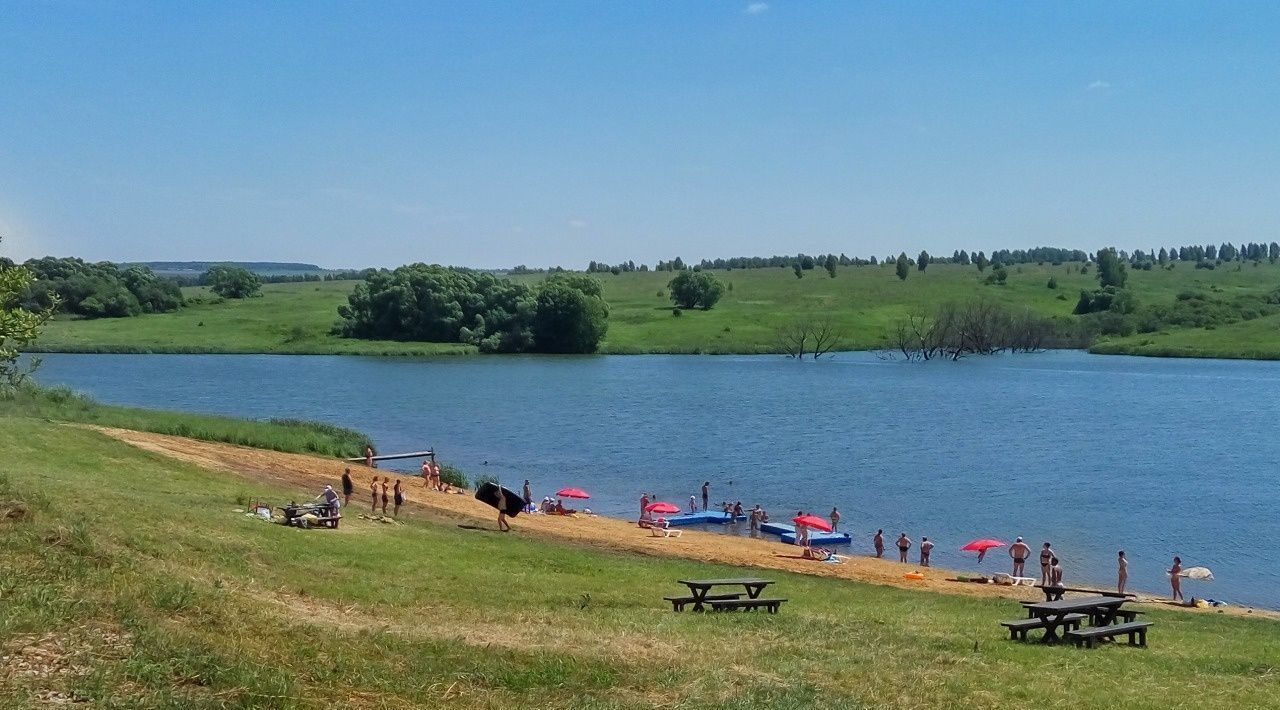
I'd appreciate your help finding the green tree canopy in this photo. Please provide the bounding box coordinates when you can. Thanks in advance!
[1095,247,1128,289]
[533,275,609,353]
[895,253,910,281]
[917,250,930,272]
[2,241,57,387]
[20,257,183,318]
[668,271,726,310]
[204,265,262,299]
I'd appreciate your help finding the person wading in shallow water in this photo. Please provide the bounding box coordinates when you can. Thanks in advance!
[897,533,911,563]
[874,529,885,558]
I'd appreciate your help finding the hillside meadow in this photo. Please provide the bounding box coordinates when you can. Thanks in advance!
[28,261,1280,357]
[2,415,1278,708]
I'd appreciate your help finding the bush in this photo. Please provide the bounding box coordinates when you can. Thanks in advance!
[1046,276,1058,289]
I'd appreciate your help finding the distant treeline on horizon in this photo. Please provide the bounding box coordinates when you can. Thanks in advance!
[505,240,1280,275]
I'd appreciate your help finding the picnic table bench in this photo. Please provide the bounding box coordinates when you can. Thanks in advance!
[672,578,775,612]
[663,593,740,611]
[1021,602,1145,624]
[1001,613,1087,641]
[1066,621,1153,648]
[708,597,787,614]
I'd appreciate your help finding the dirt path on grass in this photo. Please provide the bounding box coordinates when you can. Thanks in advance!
[87,425,1276,621]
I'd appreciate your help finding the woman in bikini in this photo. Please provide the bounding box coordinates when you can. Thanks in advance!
[369,477,379,512]
[1039,543,1055,586]
[393,479,404,518]
[380,477,390,515]
[1169,556,1184,602]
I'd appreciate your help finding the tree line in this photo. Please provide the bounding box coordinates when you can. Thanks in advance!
[15,257,184,319]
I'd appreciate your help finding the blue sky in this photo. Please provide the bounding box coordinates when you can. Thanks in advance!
[2,1,1278,268]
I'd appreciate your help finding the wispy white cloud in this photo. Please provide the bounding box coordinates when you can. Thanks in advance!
[1086,80,1111,91]
[745,2,768,15]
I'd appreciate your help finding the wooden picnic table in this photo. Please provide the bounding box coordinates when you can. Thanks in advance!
[676,578,774,611]
[1024,596,1127,644]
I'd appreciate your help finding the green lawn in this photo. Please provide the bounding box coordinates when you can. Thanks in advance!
[2,416,1278,708]
[29,262,1280,356]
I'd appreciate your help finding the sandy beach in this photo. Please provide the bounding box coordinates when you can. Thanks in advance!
[89,424,1276,621]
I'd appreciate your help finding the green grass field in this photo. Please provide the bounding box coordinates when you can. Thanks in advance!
[2,416,1277,708]
[29,262,1280,357]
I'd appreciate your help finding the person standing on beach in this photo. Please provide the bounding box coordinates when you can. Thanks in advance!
[393,479,404,518]
[920,537,933,566]
[750,505,761,532]
[1039,543,1055,586]
[379,477,390,515]
[640,492,650,519]
[701,481,710,511]
[421,460,431,487]
[1169,556,1184,602]
[874,529,885,558]
[897,533,911,563]
[522,479,533,510]
[365,445,375,469]
[732,501,743,519]
[369,477,379,512]
[1049,556,1064,588]
[830,507,841,532]
[341,468,354,506]
[496,486,511,532]
[1009,537,1030,577]
[1118,550,1128,594]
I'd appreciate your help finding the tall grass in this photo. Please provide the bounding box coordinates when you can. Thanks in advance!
[2,418,1278,708]
[0,384,371,458]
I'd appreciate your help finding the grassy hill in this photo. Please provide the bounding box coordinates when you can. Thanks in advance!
[29,262,1280,357]
[2,415,1277,708]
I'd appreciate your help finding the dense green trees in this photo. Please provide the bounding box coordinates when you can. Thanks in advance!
[338,265,608,353]
[204,265,262,299]
[917,251,930,272]
[668,271,725,310]
[895,253,910,281]
[532,275,609,353]
[20,257,183,319]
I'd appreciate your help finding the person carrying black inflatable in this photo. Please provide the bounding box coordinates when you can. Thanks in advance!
[496,486,512,532]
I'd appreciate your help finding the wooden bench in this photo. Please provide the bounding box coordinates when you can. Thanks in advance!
[1001,614,1087,641]
[707,598,787,614]
[664,593,741,612]
[1065,621,1153,648]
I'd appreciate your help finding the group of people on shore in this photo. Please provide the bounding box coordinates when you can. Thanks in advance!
[325,457,455,521]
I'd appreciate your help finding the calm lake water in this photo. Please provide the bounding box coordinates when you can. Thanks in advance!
[35,351,1280,609]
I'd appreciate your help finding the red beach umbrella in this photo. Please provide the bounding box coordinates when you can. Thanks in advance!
[960,539,1006,552]
[793,514,833,533]
[556,487,591,499]
[646,501,681,514]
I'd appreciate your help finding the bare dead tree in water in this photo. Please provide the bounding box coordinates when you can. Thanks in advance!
[884,297,1060,361]
[807,316,843,359]
[775,321,808,359]
[776,316,846,359]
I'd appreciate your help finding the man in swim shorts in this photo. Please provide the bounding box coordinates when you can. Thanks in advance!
[897,533,911,563]
[920,536,933,566]
[874,529,885,558]
[1009,537,1030,578]
[701,481,710,511]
